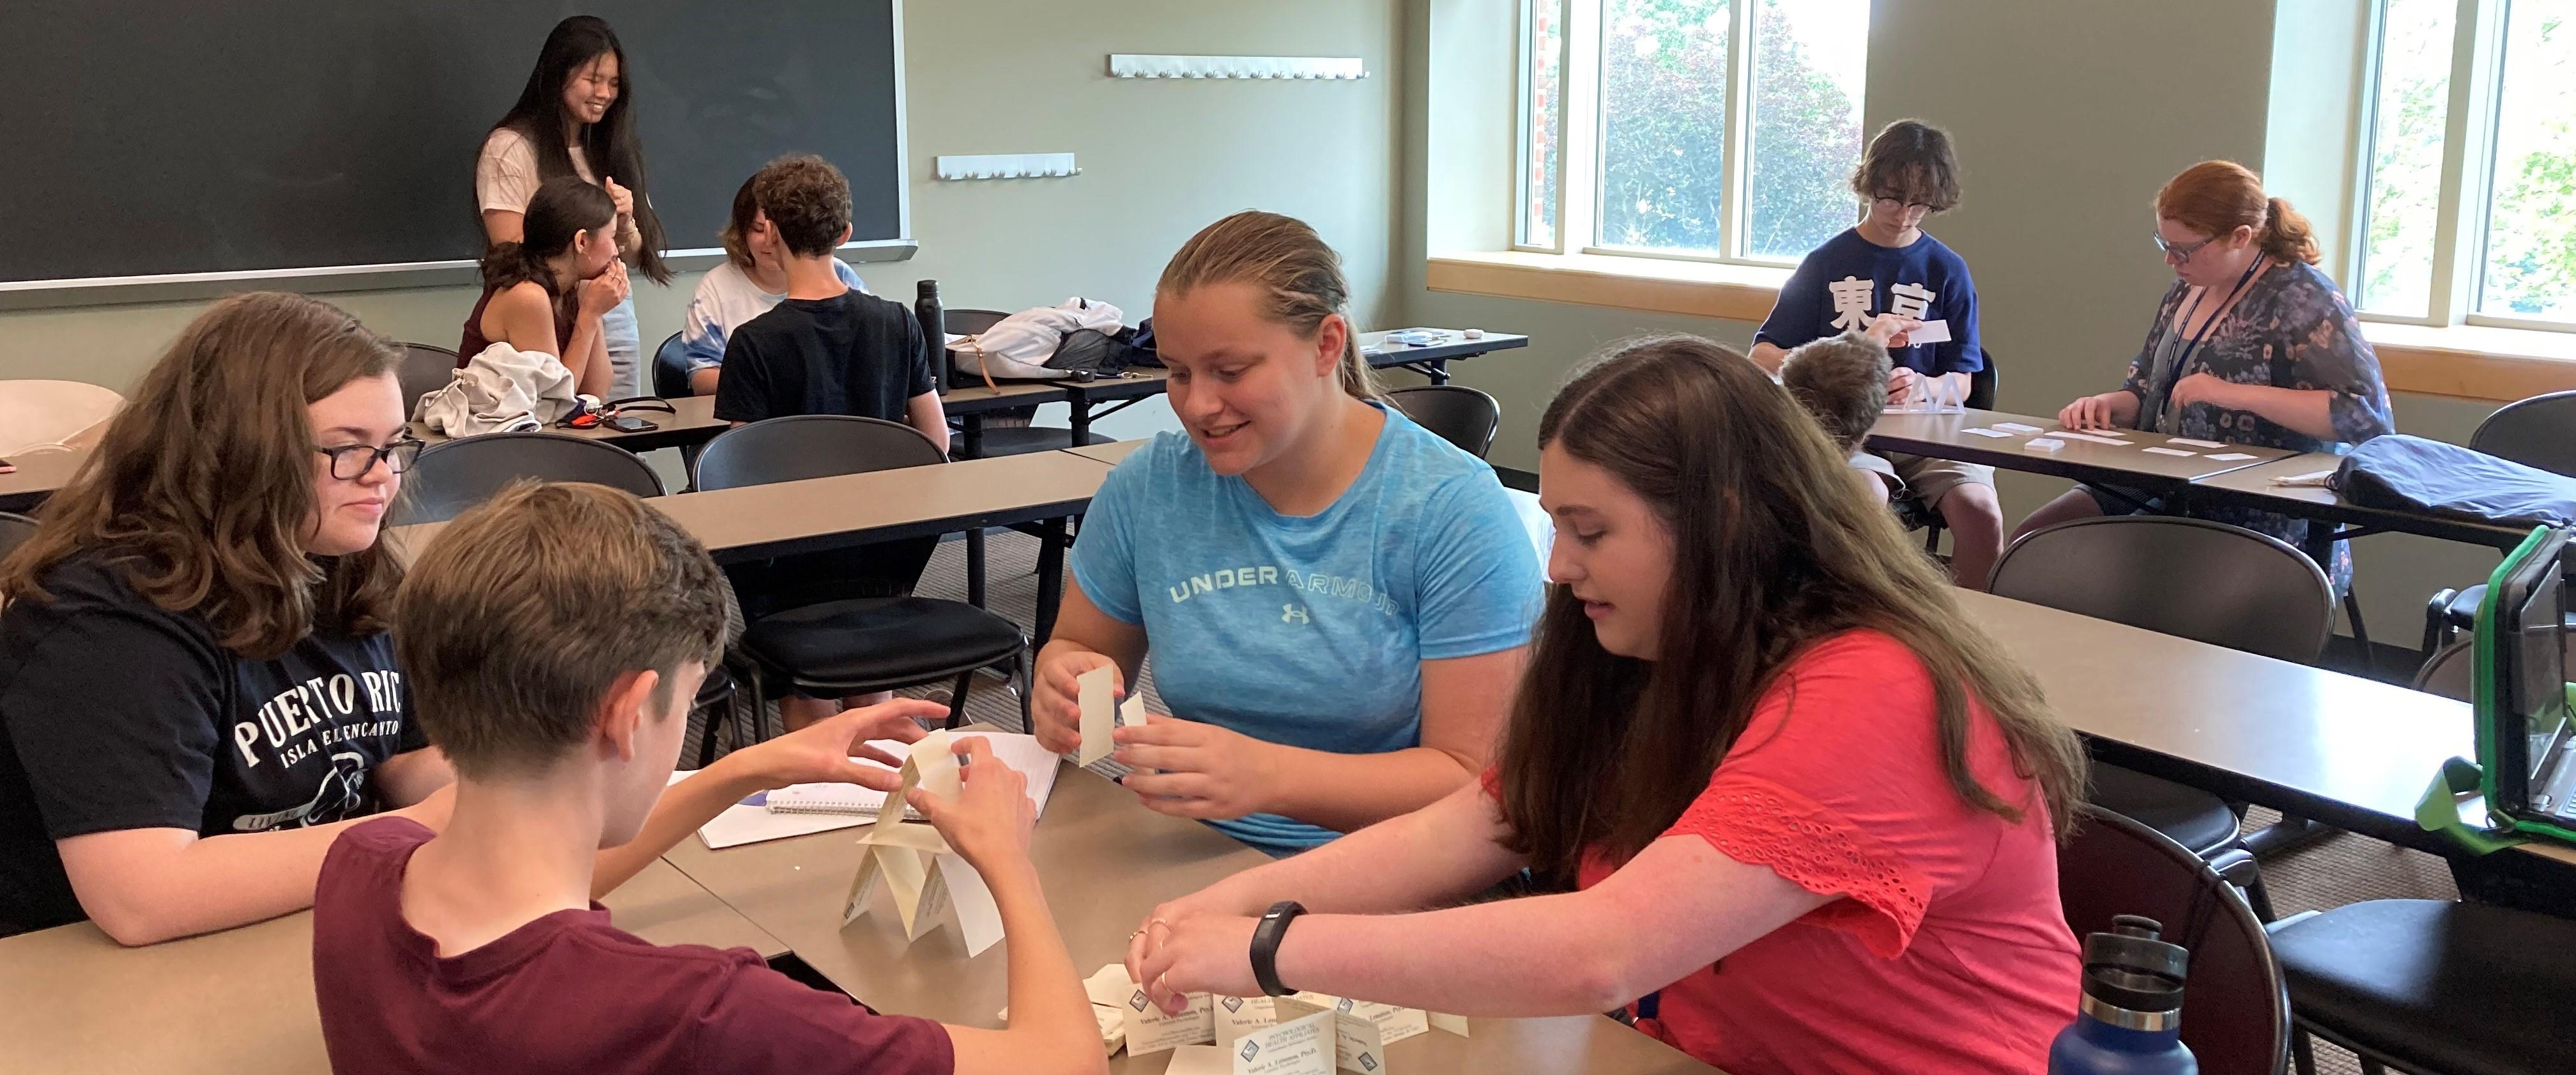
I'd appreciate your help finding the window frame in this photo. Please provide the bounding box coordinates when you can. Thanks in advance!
[2352,0,2571,333]
[1512,0,1855,269]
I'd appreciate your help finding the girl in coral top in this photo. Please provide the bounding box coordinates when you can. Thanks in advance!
[1124,334,2091,1075]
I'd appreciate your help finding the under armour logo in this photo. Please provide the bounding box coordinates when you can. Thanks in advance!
[1282,604,1309,624]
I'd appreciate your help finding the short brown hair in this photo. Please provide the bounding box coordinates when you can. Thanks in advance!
[0,292,405,658]
[1779,332,1891,454]
[1159,211,1381,400]
[717,174,761,270]
[751,154,852,259]
[395,481,738,777]
[1850,120,1962,213]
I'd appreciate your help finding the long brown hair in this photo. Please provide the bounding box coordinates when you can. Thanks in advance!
[2156,160,2320,266]
[1158,211,1381,400]
[480,176,616,311]
[0,292,408,658]
[1494,336,2087,881]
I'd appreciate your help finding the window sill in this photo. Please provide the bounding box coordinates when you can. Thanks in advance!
[2363,321,2576,403]
[1425,251,1788,323]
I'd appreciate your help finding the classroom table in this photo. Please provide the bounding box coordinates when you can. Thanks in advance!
[1958,589,2576,876]
[0,447,88,514]
[1050,328,1532,444]
[1360,329,1531,385]
[663,764,1715,1075]
[1066,438,1147,467]
[0,858,782,1075]
[2177,451,2535,552]
[387,449,1112,641]
[410,393,728,452]
[1864,408,2300,496]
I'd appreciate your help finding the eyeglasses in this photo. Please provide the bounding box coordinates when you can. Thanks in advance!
[314,438,424,481]
[2153,232,2218,264]
[1872,196,1934,215]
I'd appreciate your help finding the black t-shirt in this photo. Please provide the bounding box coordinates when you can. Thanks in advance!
[712,290,936,424]
[0,552,424,937]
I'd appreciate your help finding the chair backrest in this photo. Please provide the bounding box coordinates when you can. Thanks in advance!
[0,511,39,565]
[0,380,123,456]
[396,432,666,525]
[1966,348,1999,410]
[2469,389,2576,478]
[691,415,946,491]
[651,331,695,399]
[2059,805,2289,1075]
[944,308,1011,336]
[1385,385,1503,460]
[1989,516,2334,664]
[397,343,461,417]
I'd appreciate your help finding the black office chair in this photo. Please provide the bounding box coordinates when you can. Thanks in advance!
[2271,899,2576,1075]
[1892,351,1999,553]
[693,415,1031,738]
[944,308,1112,458]
[397,432,666,525]
[1385,385,1502,459]
[2059,805,2290,1075]
[397,343,461,417]
[652,330,694,399]
[1991,516,2337,920]
[2422,389,2576,654]
[0,511,39,564]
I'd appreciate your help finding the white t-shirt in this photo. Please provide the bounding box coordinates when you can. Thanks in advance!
[475,128,597,213]
[675,259,871,374]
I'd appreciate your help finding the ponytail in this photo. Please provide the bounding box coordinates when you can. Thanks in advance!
[2260,196,2322,265]
[478,241,556,297]
[1160,210,1383,401]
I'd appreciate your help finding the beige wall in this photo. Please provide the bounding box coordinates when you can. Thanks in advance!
[1399,0,2508,646]
[0,0,1402,442]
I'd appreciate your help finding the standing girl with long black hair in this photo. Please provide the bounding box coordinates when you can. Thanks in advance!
[477,15,670,399]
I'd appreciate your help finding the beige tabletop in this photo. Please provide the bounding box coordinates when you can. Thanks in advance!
[664,766,1713,1075]
[1068,438,1147,466]
[0,858,783,1075]
[0,447,89,511]
[1958,589,2576,867]
[1867,408,2299,485]
[942,376,1072,410]
[411,393,727,446]
[390,449,1114,564]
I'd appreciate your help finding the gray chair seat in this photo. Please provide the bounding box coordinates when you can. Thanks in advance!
[2271,899,2576,1075]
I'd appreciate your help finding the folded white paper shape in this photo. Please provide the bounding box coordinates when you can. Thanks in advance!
[841,732,1005,955]
[1077,665,1117,766]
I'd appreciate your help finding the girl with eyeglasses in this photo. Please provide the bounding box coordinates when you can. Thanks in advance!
[0,293,455,944]
[2018,161,2393,590]
[1750,120,2006,590]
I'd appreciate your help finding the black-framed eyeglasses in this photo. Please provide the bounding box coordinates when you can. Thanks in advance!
[314,438,424,481]
[1872,195,1934,215]
[2153,232,2218,264]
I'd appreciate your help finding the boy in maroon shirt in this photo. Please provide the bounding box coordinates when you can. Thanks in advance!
[310,482,1105,1075]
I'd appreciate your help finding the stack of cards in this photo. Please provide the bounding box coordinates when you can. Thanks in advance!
[1067,963,1468,1074]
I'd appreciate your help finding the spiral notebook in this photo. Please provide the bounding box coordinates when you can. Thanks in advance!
[678,730,1062,849]
[769,732,1063,821]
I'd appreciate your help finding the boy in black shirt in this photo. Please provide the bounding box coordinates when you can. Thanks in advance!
[712,155,947,445]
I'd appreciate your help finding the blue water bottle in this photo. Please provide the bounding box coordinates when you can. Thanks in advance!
[2048,915,2197,1075]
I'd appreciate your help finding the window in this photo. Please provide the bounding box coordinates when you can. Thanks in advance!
[1515,0,1869,265]
[2354,0,2576,330]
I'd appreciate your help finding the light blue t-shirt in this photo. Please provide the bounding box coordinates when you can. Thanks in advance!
[1070,404,1544,853]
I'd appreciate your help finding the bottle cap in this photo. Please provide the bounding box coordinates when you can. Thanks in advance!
[2079,915,2189,1015]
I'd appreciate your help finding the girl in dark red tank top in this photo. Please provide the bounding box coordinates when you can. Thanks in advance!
[460,177,627,398]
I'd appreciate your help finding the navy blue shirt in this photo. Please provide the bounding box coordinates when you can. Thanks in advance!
[1756,228,1984,376]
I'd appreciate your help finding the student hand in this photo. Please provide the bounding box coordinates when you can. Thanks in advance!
[2059,393,2119,431]
[2167,373,2237,410]
[1132,913,1262,1014]
[1113,713,1280,821]
[1124,888,1272,994]
[603,175,636,222]
[578,260,631,321]
[730,697,944,791]
[1862,313,1922,349]
[1032,648,1121,755]
[1885,365,1922,405]
[907,736,1036,872]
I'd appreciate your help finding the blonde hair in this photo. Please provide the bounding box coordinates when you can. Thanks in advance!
[2156,160,2320,266]
[1158,211,1380,399]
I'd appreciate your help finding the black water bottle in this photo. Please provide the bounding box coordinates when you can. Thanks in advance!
[915,280,947,393]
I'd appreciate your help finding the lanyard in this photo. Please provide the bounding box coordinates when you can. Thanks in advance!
[2154,255,2266,410]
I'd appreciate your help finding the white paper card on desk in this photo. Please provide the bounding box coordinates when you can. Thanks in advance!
[1234,1010,1338,1075]
[2138,447,2197,457]
[1994,421,2043,433]
[768,732,1064,823]
[2052,431,2133,446]
[2206,452,2258,461]
[2166,437,2227,448]
[1076,665,1117,766]
[1275,994,1388,1075]
[2023,438,2066,452]
[1123,988,1216,1055]
[1906,318,1952,344]
[1085,963,1137,1009]
[1428,1013,1470,1037]
[1961,428,2012,438]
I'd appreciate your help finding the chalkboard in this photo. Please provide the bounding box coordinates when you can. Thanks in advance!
[0,1,905,286]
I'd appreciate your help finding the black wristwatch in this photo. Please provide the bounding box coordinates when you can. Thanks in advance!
[1250,900,1307,997]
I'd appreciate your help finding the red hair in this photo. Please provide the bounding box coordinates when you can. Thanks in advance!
[2155,160,2320,265]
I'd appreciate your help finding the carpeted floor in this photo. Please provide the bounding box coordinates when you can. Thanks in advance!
[694,528,2457,1074]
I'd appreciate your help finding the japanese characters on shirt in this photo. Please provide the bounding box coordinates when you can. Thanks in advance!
[1828,275,1938,334]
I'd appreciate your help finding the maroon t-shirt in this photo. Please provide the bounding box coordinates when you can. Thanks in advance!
[313,817,954,1075]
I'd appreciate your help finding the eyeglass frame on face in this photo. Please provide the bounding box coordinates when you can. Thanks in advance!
[314,438,424,481]
[2153,231,2223,265]
[1871,194,1934,215]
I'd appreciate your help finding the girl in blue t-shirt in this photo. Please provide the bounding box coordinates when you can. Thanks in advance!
[1032,212,1543,854]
